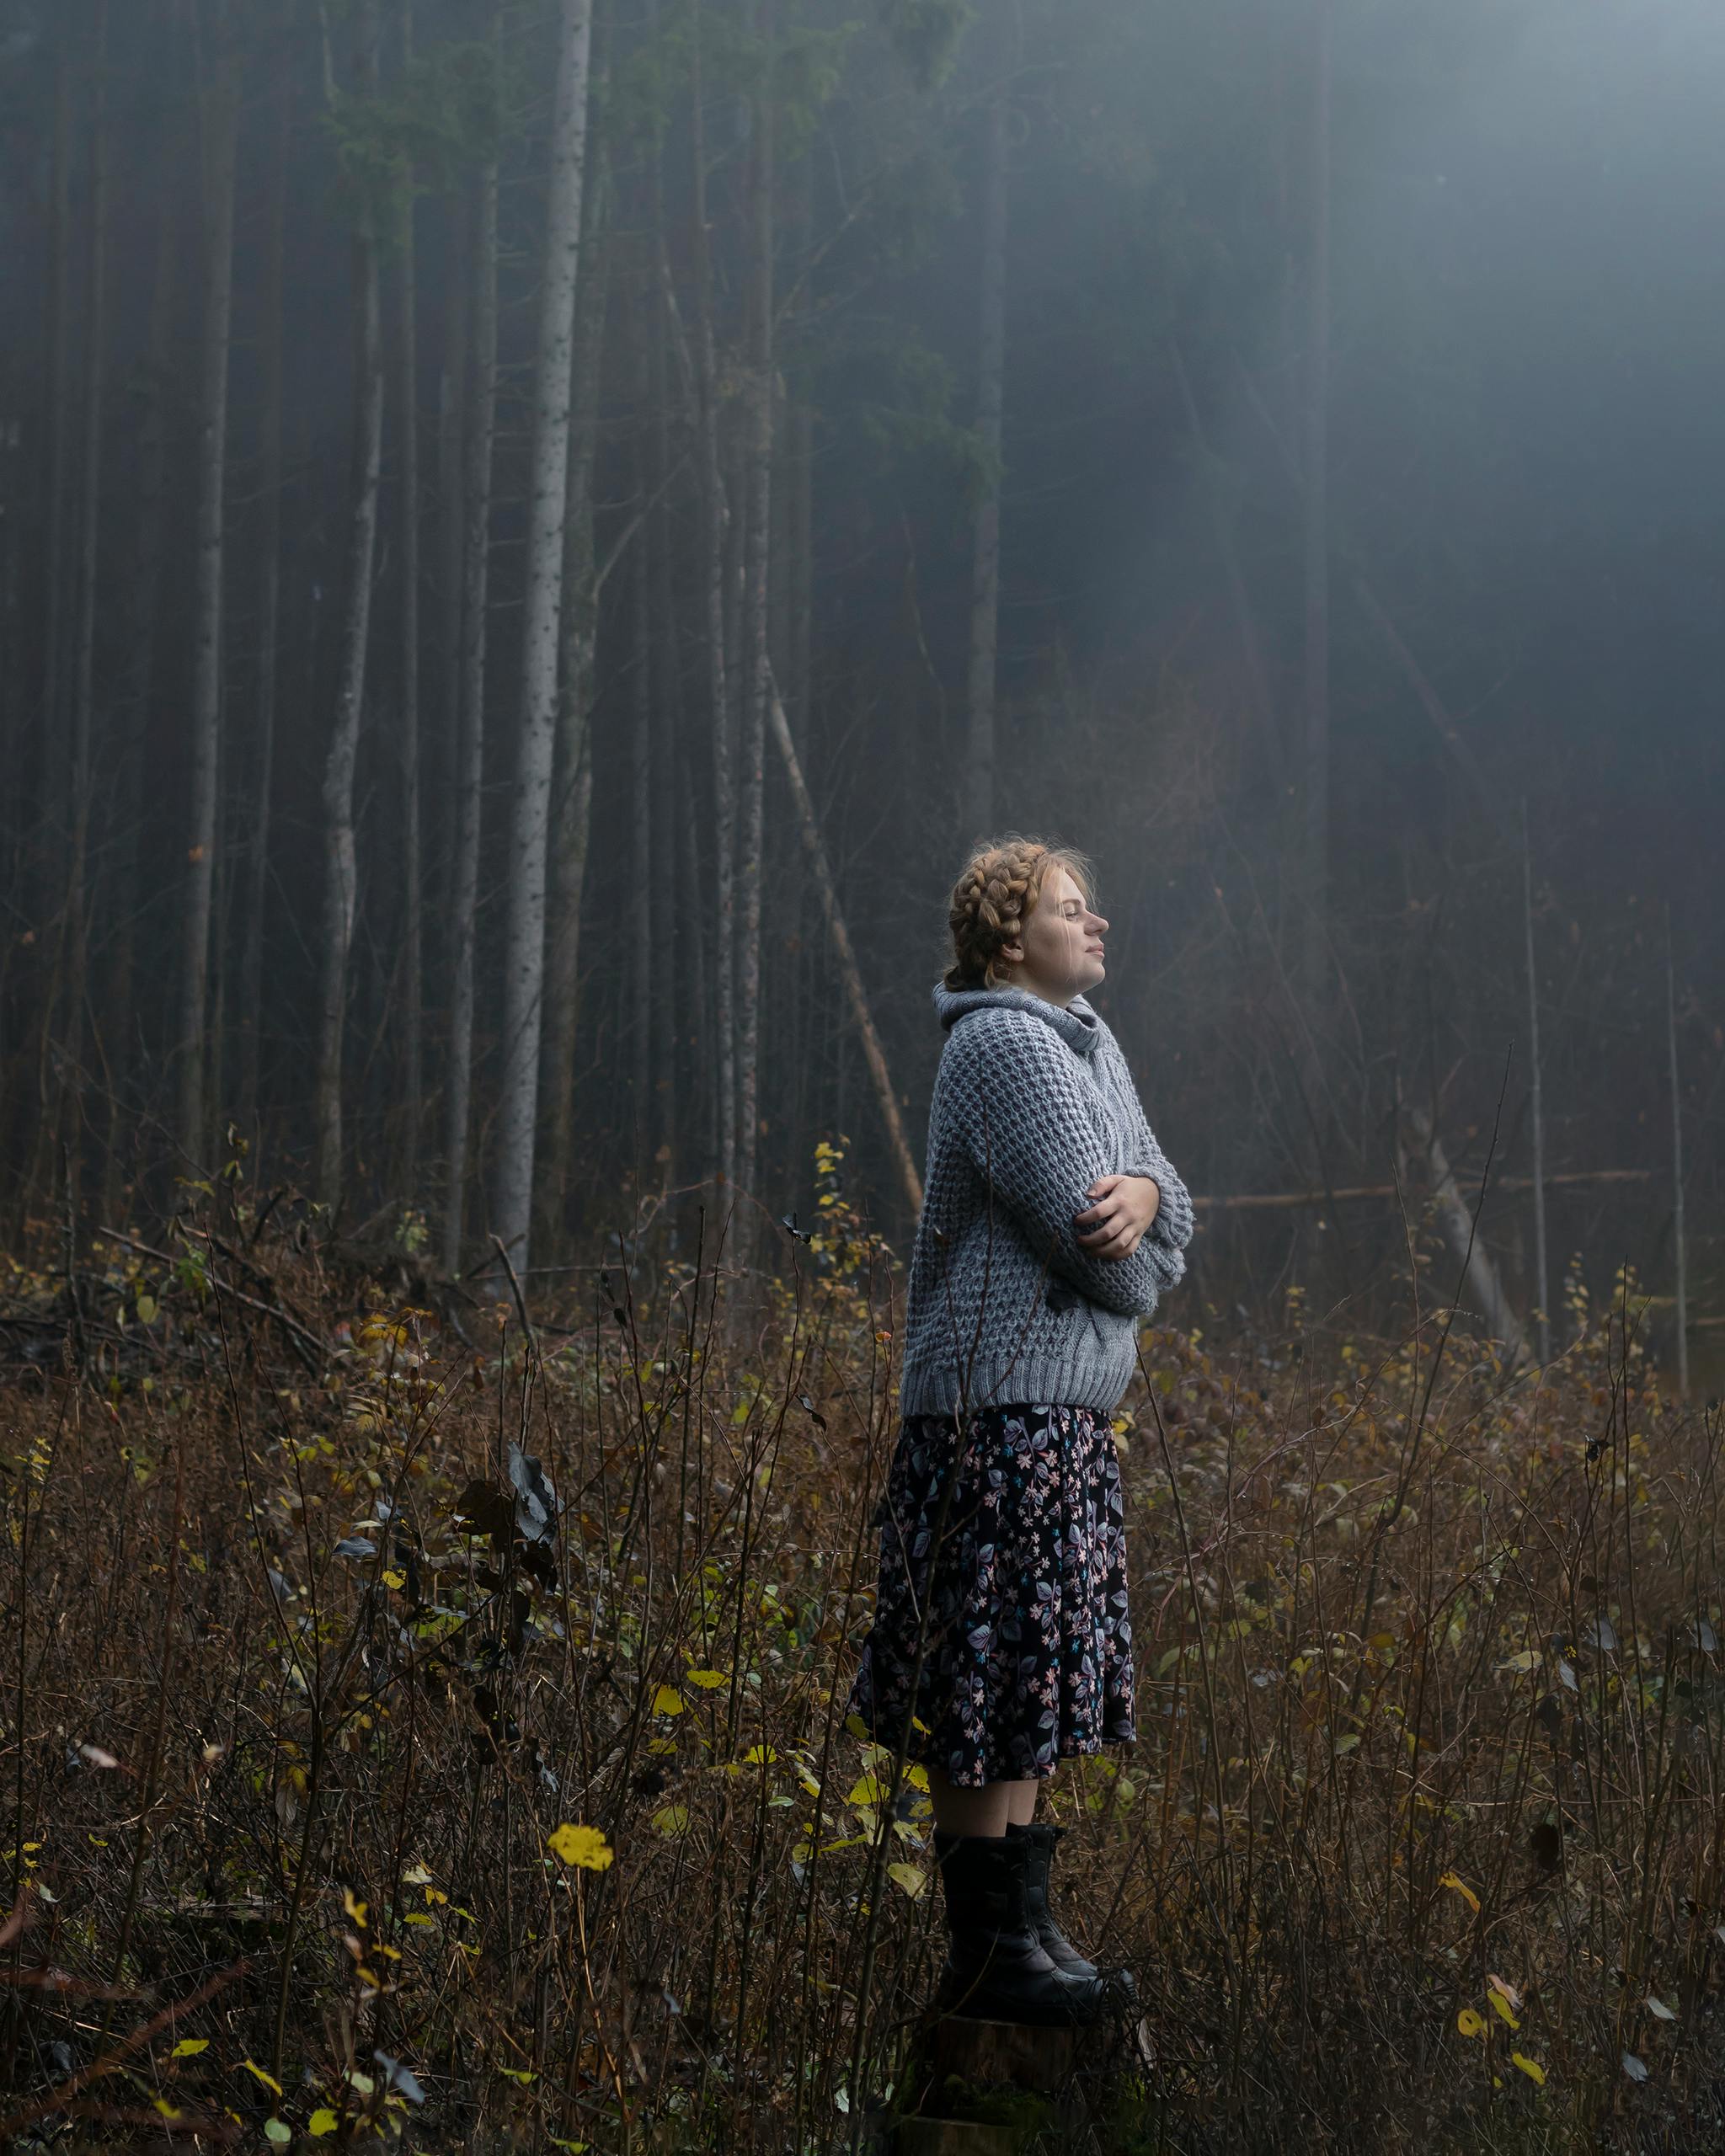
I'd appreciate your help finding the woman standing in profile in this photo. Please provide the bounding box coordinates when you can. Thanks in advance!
[846,837,1194,2025]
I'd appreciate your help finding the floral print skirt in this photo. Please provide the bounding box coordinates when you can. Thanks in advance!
[844,1402,1136,1788]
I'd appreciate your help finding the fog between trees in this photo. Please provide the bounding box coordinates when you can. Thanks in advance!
[2,0,1720,1360]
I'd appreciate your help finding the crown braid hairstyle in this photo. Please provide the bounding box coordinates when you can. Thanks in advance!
[943,836,1098,991]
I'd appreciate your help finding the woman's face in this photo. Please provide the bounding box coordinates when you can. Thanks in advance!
[997,864,1108,1004]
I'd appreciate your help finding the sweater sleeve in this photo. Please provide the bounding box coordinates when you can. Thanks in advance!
[1103,1033,1196,1253]
[944,1012,1177,1317]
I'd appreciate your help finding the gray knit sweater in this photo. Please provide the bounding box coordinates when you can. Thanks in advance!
[896,979,1195,1420]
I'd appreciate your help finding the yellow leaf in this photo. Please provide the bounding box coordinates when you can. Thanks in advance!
[242,2060,284,2097]
[1439,1871,1481,1913]
[342,1887,368,1927]
[135,1293,158,1325]
[685,1668,728,1690]
[887,1862,927,1898]
[382,1569,405,1590]
[650,1805,690,1836]
[1456,2009,1486,2039]
[154,2097,182,2119]
[846,1774,888,1806]
[171,2037,208,2057]
[547,1822,614,1871]
[1498,1651,1540,1674]
[652,1685,685,1716]
[1487,1989,1521,2031]
[1510,2053,1546,2087]
[309,2109,339,2136]
[905,1764,929,1792]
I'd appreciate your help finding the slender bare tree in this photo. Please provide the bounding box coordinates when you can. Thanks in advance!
[394,0,425,1198]
[734,0,776,1251]
[964,61,1008,845]
[1300,0,1332,1010]
[314,0,387,1206]
[542,85,611,1251]
[489,0,595,1277]
[441,70,499,1275]
[56,0,109,1218]
[175,1,239,1173]
[239,51,291,1139]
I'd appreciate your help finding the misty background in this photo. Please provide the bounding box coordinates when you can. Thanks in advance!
[0,0,1718,1375]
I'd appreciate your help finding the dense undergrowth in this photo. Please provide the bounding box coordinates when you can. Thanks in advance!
[0,1140,1722,2153]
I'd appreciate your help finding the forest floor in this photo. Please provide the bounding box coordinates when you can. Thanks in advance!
[0,1155,1721,2154]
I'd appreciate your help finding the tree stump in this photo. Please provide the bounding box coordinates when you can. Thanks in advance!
[889,2013,1109,2155]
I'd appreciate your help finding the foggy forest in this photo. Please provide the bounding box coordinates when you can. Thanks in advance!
[2,0,1722,2148]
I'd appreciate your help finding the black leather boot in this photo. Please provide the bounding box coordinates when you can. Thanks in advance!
[1015,1822,1135,1998]
[932,1830,1109,2026]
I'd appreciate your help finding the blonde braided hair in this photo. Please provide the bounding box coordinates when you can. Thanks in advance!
[943,836,1098,991]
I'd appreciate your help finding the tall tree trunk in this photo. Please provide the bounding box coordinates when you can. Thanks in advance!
[541,95,611,1256]
[314,0,386,1208]
[239,53,291,1139]
[629,445,653,1170]
[176,9,239,1174]
[690,8,737,1201]
[734,0,775,1253]
[394,0,424,1199]
[103,110,180,1223]
[964,66,1007,844]
[24,34,76,1211]
[1519,798,1550,1365]
[1665,902,1688,1398]
[441,126,498,1275]
[433,187,468,908]
[490,0,595,1278]
[57,0,109,1224]
[39,31,73,916]
[647,93,682,1191]
[1300,0,1332,1011]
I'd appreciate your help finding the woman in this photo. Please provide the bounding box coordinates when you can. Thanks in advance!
[846,837,1194,2025]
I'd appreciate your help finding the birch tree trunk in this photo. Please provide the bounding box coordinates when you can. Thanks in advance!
[489,0,595,1277]
[441,133,497,1275]
[176,8,239,1172]
[1300,0,1332,1011]
[434,189,467,900]
[1519,798,1550,1364]
[239,54,291,1139]
[1665,904,1688,1398]
[964,67,1007,845]
[691,9,737,1199]
[734,2,775,1251]
[542,106,611,1253]
[647,93,682,1187]
[394,0,425,1198]
[314,0,386,1207]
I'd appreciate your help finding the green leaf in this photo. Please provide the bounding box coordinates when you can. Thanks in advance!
[264,2124,292,2146]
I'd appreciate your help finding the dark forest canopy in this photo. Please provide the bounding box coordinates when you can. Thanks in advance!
[0,0,1718,1357]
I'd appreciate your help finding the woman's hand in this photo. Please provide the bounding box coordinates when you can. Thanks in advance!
[1072,1172,1162,1259]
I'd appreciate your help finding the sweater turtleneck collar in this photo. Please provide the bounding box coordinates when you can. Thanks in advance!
[932,978,1102,1057]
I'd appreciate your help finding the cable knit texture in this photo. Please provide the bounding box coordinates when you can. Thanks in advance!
[897,979,1196,1418]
